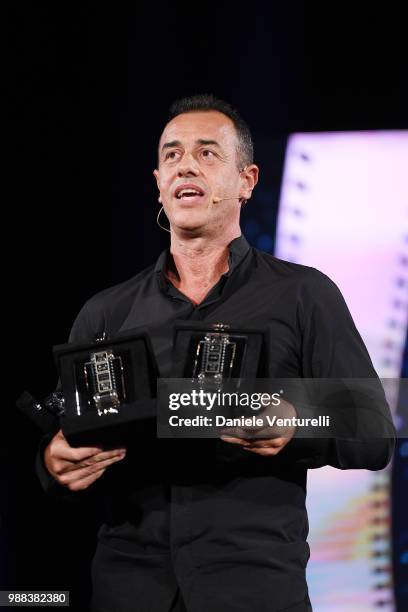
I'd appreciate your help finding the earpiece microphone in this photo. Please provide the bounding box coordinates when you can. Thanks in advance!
[212,195,241,203]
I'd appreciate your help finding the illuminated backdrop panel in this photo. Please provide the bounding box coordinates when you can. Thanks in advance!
[275,131,408,611]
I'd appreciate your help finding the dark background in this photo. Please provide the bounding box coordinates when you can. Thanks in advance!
[4,2,407,610]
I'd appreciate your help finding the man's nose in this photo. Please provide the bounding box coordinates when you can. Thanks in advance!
[177,153,200,176]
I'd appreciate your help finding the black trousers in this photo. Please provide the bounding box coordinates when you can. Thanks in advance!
[169,590,188,612]
[90,456,312,611]
[90,541,312,612]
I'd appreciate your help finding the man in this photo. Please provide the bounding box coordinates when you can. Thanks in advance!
[39,95,395,611]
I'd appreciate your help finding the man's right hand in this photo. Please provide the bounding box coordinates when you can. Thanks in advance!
[44,429,127,492]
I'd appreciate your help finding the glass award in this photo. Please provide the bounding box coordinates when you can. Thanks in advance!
[82,349,125,415]
[190,324,247,384]
[172,322,265,383]
[53,328,158,445]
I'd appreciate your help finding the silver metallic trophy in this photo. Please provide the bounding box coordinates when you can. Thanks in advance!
[17,328,158,445]
[83,350,126,416]
[191,324,244,386]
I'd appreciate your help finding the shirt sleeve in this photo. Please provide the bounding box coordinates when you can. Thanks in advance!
[285,270,396,470]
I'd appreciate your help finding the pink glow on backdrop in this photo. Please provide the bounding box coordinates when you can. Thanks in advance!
[276,131,408,611]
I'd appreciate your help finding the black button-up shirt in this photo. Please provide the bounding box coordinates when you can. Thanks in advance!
[38,235,394,612]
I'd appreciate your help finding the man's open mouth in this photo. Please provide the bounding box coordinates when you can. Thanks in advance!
[174,184,205,200]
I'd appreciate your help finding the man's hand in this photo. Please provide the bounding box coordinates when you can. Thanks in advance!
[220,399,297,457]
[44,429,127,491]
[220,434,294,456]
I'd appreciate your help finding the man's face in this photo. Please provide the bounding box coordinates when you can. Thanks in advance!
[153,111,255,234]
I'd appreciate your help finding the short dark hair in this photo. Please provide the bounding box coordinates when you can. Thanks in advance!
[167,94,254,169]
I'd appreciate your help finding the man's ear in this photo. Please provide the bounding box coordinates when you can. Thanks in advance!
[153,169,161,202]
[239,164,259,201]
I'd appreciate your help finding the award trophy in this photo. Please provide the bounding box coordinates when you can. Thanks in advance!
[17,328,159,446]
[191,324,247,385]
[80,348,125,416]
[172,322,265,383]
[156,322,266,439]
[55,328,158,445]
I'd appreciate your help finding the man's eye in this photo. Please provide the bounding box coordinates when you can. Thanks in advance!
[164,151,180,161]
[201,149,216,159]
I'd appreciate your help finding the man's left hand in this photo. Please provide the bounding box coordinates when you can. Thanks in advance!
[220,399,297,457]
[220,434,294,456]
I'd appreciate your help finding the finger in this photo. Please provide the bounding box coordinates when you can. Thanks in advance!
[220,436,251,446]
[78,448,127,466]
[54,440,106,463]
[60,448,127,473]
[246,437,286,448]
[243,446,280,456]
[58,454,125,485]
[66,468,106,492]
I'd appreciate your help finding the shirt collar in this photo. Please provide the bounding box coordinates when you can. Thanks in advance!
[154,234,251,278]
